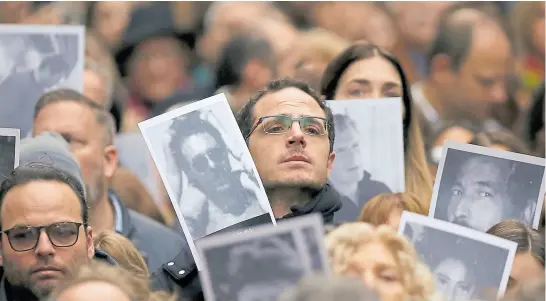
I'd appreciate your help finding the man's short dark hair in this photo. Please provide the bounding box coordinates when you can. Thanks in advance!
[0,163,89,230]
[427,2,507,73]
[215,34,277,90]
[237,78,335,153]
[34,88,116,146]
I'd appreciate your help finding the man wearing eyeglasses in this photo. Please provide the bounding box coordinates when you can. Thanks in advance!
[237,78,342,222]
[0,163,94,301]
[150,78,342,301]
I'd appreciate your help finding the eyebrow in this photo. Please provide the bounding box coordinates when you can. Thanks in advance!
[475,181,493,188]
[382,82,401,90]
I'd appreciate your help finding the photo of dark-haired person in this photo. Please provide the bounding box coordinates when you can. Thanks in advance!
[431,141,546,232]
[0,26,83,135]
[202,233,308,301]
[327,98,407,223]
[166,110,271,239]
[400,212,517,301]
[0,128,20,184]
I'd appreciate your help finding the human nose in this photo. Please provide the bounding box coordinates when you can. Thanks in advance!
[34,229,55,257]
[490,82,507,104]
[362,271,377,290]
[454,197,471,220]
[286,120,307,148]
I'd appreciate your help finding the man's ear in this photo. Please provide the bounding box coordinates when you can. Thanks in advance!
[430,54,455,83]
[103,145,118,179]
[326,151,336,178]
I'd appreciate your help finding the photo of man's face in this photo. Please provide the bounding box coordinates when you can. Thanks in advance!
[330,115,364,192]
[446,157,512,232]
[181,131,238,209]
[434,258,476,301]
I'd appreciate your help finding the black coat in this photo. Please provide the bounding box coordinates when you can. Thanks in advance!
[152,184,342,301]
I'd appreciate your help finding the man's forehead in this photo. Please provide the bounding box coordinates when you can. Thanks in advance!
[181,132,216,157]
[457,157,508,181]
[253,88,325,119]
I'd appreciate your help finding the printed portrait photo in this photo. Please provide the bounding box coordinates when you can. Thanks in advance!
[431,141,546,231]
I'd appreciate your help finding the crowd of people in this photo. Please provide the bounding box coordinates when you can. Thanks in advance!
[0,1,544,301]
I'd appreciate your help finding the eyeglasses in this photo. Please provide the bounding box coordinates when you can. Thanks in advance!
[245,115,330,140]
[1,222,85,252]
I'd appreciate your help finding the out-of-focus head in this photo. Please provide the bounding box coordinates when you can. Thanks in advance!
[198,2,288,64]
[487,220,545,297]
[470,130,533,155]
[280,29,350,91]
[0,1,32,23]
[86,1,135,50]
[237,78,335,191]
[0,163,94,300]
[254,17,299,65]
[359,193,428,230]
[33,89,118,209]
[92,230,150,293]
[311,2,398,52]
[278,275,381,301]
[387,2,453,49]
[511,2,546,58]
[427,6,512,121]
[47,262,145,301]
[325,223,436,301]
[83,58,114,109]
[215,34,277,112]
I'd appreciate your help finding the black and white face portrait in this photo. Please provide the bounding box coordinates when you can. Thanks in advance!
[0,25,83,136]
[327,99,404,223]
[197,214,327,301]
[0,128,20,183]
[399,212,518,301]
[431,141,546,232]
[140,94,274,269]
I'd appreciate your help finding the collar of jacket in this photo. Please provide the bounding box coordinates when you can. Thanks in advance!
[0,250,117,301]
[281,183,342,224]
[108,189,136,238]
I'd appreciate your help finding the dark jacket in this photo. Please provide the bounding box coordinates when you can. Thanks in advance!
[110,191,186,272]
[155,184,342,301]
[0,250,116,301]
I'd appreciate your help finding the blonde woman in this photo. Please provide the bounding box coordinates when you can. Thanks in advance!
[325,222,438,301]
[47,262,176,301]
[359,192,428,230]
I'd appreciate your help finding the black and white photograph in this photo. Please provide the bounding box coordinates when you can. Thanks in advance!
[326,98,405,223]
[196,214,329,301]
[0,24,84,137]
[0,128,20,184]
[430,140,546,232]
[139,93,275,270]
[398,211,517,301]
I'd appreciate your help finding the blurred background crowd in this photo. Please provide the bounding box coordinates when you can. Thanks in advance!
[0,1,544,301]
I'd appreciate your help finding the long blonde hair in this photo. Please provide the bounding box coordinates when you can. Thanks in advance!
[359,192,428,225]
[325,223,437,301]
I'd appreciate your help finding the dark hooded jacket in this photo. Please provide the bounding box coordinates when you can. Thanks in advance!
[153,184,342,301]
[0,250,116,301]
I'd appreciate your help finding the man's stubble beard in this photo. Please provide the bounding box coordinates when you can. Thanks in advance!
[3,245,91,299]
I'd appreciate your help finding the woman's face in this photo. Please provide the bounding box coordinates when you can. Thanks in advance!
[347,241,408,301]
[506,251,544,296]
[333,56,402,101]
[433,258,475,301]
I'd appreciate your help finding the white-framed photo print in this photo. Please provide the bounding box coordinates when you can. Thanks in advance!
[196,214,329,301]
[0,24,84,137]
[430,140,545,231]
[398,211,517,301]
[138,93,275,270]
[0,128,20,183]
[326,98,405,223]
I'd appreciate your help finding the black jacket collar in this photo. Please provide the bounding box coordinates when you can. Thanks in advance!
[281,184,342,224]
